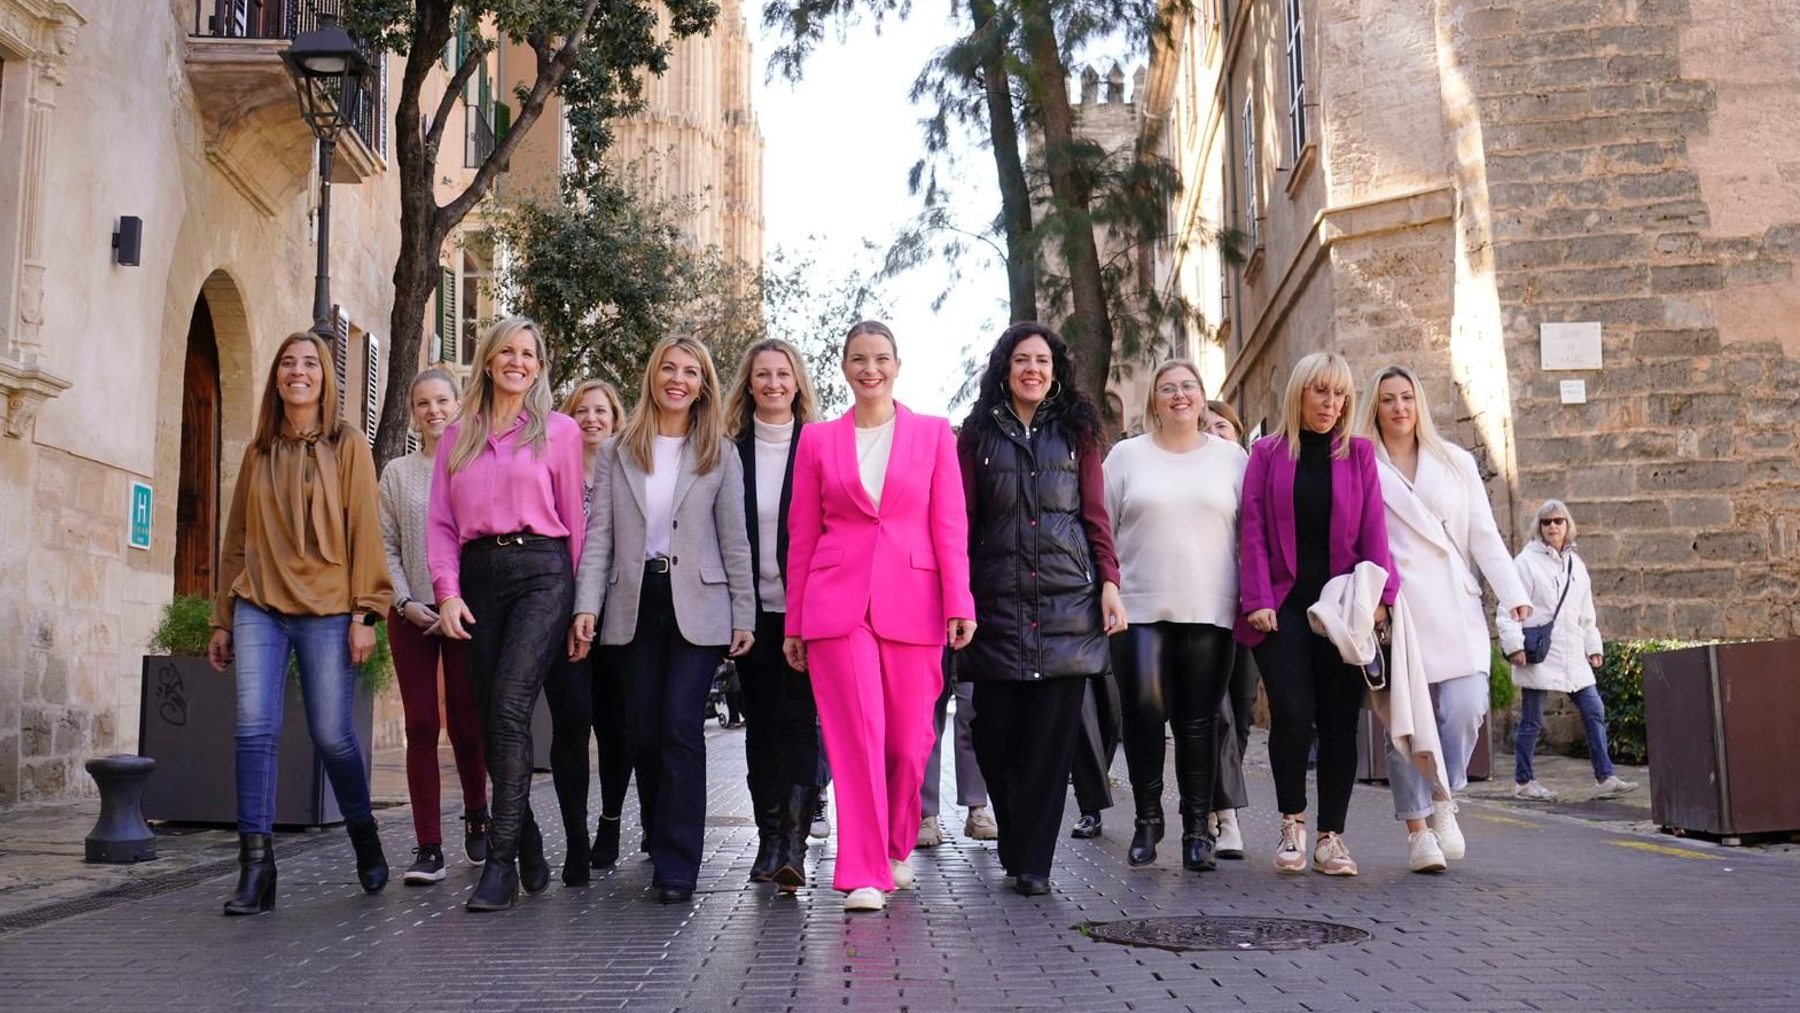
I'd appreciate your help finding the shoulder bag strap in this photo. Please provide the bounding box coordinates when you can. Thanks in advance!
[1546,555,1574,623]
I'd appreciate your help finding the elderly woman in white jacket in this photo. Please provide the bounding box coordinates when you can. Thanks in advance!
[1357,366,1531,874]
[1497,499,1639,802]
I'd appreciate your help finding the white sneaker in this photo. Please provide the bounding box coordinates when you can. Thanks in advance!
[1513,780,1558,801]
[1593,776,1639,800]
[1408,829,1448,874]
[1273,816,1307,874]
[1213,809,1245,859]
[916,816,944,849]
[1430,800,1465,861]
[810,794,831,839]
[844,887,885,912]
[889,857,914,890]
[964,805,998,841]
[1312,832,1358,876]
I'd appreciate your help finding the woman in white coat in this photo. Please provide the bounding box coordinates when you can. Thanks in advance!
[1356,366,1531,873]
[1497,499,1639,802]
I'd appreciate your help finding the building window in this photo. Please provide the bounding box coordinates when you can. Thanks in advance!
[1241,96,1260,250]
[1285,0,1308,160]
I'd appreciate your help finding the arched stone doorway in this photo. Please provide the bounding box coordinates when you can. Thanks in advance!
[174,294,221,597]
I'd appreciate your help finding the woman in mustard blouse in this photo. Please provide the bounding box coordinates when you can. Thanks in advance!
[208,331,393,916]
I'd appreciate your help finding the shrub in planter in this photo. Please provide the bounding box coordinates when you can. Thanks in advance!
[1489,642,1515,713]
[1592,638,1706,767]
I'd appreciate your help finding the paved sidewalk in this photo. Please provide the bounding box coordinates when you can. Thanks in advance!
[1,725,1796,1011]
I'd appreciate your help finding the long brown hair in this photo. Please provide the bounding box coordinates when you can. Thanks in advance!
[723,338,817,438]
[252,331,344,452]
[448,316,554,473]
[615,336,725,475]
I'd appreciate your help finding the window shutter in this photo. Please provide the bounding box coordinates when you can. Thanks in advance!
[437,266,458,364]
[363,333,381,445]
[331,309,351,421]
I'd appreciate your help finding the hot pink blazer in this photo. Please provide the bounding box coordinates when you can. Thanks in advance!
[784,404,975,645]
[1236,432,1397,647]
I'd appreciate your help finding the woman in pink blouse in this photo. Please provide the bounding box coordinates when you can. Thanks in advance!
[427,317,586,912]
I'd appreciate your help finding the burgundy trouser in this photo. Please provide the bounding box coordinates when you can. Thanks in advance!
[389,609,488,845]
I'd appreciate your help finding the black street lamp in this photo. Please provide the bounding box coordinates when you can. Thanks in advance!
[281,16,368,341]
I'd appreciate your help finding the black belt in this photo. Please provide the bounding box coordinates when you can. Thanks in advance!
[470,531,562,548]
[643,557,671,574]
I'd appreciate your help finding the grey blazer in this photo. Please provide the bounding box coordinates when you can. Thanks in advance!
[575,436,755,647]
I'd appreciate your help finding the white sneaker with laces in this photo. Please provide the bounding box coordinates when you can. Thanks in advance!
[1408,828,1447,873]
[1273,817,1307,874]
[889,857,914,890]
[1312,831,1358,876]
[1513,780,1558,801]
[844,887,885,912]
[1430,799,1465,861]
[1213,809,1245,859]
[1593,775,1640,799]
[810,795,831,839]
[964,805,998,841]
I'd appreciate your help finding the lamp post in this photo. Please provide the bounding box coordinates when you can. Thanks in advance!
[281,16,368,341]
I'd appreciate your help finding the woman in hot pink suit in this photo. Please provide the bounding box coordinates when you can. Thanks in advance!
[782,320,976,912]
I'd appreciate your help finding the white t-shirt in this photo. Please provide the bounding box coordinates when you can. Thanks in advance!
[644,435,685,559]
[753,416,794,611]
[855,413,897,509]
[1102,432,1248,627]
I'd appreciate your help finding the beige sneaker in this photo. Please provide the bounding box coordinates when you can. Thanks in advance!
[1513,780,1558,801]
[889,857,914,890]
[916,816,944,849]
[1312,832,1359,876]
[844,887,885,912]
[964,805,998,841]
[1273,816,1308,874]
[1593,776,1639,800]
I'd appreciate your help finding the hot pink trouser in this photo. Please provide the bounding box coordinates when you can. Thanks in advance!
[807,619,942,892]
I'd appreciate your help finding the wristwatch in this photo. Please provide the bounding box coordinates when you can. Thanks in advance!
[357,611,381,627]
[395,597,413,615]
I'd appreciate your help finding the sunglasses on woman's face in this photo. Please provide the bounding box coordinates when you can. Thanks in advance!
[1541,518,1568,527]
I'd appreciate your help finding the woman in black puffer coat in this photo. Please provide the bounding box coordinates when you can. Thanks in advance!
[957,322,1127,896]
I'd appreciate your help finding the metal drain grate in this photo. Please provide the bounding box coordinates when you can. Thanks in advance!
[1083,915,1371,952]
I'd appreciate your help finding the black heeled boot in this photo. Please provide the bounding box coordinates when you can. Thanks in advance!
[347,817,388,894]
[1181,813,1217,872]
[772,785,816,892]
[519,810,551,894]
[562,831,592,887]
[222,833,277,916]
[1128,817,1164,867]
[590,815,621,869]
[750,835,779,883]
[466,857,519,912]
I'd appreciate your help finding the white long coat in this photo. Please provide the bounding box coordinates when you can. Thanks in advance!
[1375,442,1529,685]
[1496,540,1605,694]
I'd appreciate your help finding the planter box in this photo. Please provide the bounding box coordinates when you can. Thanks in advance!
[1357,707,1492,783]
[1643,640,1800,838]
[138,656,374,827]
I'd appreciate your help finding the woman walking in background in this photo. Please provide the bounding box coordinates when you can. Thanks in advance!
[1356,365,1532,872]
[1237,352,1394,878]
[1104,362,1244,873]
[209,331,392,915]
[958,322,1125,896]
[572,336,755,905]
[783,320,976,912]
[543,379,635,884]
[428,317,587,911]
[1201,399,1256,859]
[1500,500,1638,802]
[379,367,489,886]
[723,338,824,891]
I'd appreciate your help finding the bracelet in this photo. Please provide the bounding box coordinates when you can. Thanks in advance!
[396,598,412,614]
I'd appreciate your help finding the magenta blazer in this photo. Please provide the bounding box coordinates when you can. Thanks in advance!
[1235,432,1397,647]
[784,404,976,646]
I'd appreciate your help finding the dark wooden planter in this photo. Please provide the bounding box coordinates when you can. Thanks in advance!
[1356,707,1492,783]
[138,656,374,827]
[1642,640,1800,839]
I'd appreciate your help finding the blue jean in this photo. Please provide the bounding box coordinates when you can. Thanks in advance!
[1516,686,1614,784]
[233,601,372,834]
[1386,672,1488,820]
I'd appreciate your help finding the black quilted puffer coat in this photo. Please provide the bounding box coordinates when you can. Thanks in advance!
[957,402,1108,682]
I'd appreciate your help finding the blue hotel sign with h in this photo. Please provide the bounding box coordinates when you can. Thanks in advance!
[129,481,152,551]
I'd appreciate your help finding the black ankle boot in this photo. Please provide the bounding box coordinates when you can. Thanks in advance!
[1181,813,1217,872]
[347,818,388,894]
[466,858,519,912]
[223,833,277,916]
[1127,818,1164,867]
[591,815,621,869]
[749,835,778,883]
[562,831,591,887]
[519,812,551,894]
[772,785,816,892]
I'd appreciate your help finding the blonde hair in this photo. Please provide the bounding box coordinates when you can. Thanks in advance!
[615,335,726,475]
[1535,498,1578,544]
[1279,351,1356,459]
[252,332,344,452]
[559,378,625,427]
[723,338,818,438]
[1140,359,1205,433]
[448,316,554,473]
[1354,364,1452,463]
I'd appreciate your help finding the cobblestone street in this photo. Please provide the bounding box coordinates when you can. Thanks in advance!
[0,724,1794,1012]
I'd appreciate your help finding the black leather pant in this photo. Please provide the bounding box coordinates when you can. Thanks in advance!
[738,609,820,836]
[461,538,574,863]
[544,646,633,851]
[1109,622,1236,823]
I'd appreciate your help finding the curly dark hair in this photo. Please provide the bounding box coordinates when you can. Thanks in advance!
[959,321,1103,447]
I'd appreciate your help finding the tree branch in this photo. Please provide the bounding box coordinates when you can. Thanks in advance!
[426,41,490,155]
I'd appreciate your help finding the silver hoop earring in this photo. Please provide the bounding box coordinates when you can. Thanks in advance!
[1047,379,1064,401]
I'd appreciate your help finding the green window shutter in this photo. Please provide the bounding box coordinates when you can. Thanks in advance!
[437,266,459,364]
[493,101,511,142]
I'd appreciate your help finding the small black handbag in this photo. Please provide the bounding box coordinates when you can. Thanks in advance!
[1522,556,1574,665]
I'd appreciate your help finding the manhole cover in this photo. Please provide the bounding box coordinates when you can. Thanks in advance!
[1083,916,1370,952]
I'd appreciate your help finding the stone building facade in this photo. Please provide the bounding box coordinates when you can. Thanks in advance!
[1146,0,1800,645]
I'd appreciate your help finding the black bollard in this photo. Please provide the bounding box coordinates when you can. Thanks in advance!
[84,755,158,863]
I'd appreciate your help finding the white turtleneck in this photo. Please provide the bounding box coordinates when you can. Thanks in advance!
[753,416,795,611]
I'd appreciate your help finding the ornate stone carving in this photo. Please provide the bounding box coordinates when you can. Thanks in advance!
[0,354,70,438]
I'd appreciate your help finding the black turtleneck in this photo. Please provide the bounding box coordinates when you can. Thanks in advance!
[1291,428,1334,608]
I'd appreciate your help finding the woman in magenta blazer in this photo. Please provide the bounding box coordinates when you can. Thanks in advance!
[782,320,976,913]
[1237,351,1396,879]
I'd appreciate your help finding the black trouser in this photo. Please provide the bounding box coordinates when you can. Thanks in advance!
[738,609,820,836]
[460,537,574,864]
[970,678,1087,878]
[1110,622,1236,823]
[1070,668,1121,813]
[1252,600,1364,834]
[621,568,722,891]
[1211,648,1260,811]
[543,646,633,852]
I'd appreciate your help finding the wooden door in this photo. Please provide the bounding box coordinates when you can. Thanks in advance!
[174,297,221,598]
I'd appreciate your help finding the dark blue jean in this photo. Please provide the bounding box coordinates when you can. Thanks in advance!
[233,601,372,834]
[1515,686,1615,784]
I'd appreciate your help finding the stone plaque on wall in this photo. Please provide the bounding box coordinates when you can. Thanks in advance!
[1539,322,1603,371]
